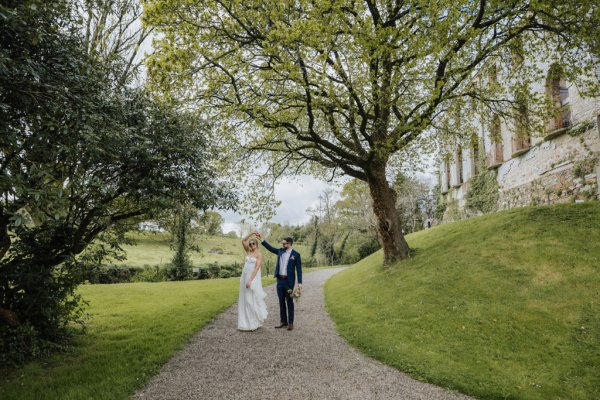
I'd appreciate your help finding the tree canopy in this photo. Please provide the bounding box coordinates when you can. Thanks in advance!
[0,0,234,364]
[144,0,599,264]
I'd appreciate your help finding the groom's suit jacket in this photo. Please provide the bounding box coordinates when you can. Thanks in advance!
[261,240,302,288]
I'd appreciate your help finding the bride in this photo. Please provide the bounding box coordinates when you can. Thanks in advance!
[238,233,268,331]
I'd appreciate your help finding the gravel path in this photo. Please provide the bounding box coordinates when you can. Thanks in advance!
[133,268,473,400]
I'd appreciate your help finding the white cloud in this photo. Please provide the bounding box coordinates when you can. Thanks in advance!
[220,165,437,233]
[219,175,334,232]
[221,222,242,236]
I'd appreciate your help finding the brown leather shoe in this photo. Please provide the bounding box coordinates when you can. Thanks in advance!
[287,323,294,331]
[275,323,288,329]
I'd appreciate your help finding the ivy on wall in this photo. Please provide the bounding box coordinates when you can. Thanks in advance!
[573,156,598,179]
[465,170,500,214]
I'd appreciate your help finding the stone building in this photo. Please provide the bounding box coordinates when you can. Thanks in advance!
[439,61,600,220]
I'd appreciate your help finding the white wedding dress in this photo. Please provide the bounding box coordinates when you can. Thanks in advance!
[237,256,268,331]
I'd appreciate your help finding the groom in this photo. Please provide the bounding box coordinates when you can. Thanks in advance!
[255,232,302,331]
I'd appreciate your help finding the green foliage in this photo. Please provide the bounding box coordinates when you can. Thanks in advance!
[310,217,319,258]
[393,173,432,234]
[356,237,381,260]
[573,157,598,179]
[433,186,447,221]
[144,0,599,264]
[465,170,500,214]
[130,266,169,283]
[326,202,600,400]
[197,211,225,236]
[0,0,234,365]
[86,265,143,284]
[442,199,467,222]
[169,208,193,281]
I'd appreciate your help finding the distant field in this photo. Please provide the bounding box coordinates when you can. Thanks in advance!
[119,232,313,271]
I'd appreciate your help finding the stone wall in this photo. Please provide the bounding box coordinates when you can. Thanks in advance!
[441,115,600,221]
[497,120,600,209]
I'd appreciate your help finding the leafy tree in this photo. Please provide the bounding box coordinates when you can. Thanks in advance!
[197,210,225,236]
[336,179,378,237]
[169,207,193,280]
[309,216,319,258]
[145,0,598,264]
[0,0,234,363]
[393,173,431,234]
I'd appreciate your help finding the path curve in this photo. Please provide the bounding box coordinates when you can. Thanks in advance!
[134,268,472,400]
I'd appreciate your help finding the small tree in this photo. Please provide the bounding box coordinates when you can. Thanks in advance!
[197,211,224,236]
[394,173,431,234]
[169,207,193,280]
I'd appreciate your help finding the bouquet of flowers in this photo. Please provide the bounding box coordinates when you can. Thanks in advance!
[287,286,302,302]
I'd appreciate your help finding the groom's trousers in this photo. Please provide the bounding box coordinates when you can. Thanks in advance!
[276,279,294,324]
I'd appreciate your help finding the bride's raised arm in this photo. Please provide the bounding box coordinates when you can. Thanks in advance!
[241,231,254,253]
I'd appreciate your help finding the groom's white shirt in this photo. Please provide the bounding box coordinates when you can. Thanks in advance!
[279,249,292,277]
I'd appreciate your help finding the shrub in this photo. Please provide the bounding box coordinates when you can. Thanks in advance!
[86,265,142,284]
[207,263,221,278]
[221,262,242,276]
[357,238,381,259]
[0,323,53,367]
[303,257,319,268]
[465,170,499,214]
[218,269,234,279]
[131,266,169,282]
[191,266,210,280]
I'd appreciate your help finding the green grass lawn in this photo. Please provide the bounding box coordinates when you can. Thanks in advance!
[0,277,273,400]
[325,202,600,400]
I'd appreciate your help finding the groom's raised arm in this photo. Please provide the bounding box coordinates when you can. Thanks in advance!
[260,239,279,255]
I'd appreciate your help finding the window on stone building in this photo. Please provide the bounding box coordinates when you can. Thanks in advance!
[487,116,503,168]
[472,138,480,176]
[545,63,571,133]
[454,146,463,186]
[442,158,451,193]
[512,92,531,156]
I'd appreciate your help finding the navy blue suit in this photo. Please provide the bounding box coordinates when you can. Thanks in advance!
[261,240,302,324]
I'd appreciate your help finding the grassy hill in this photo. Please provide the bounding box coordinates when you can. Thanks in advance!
[325,202,600,400]
[119,232,312,270]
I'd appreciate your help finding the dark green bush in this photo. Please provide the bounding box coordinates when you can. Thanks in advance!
[357,238,381,259]
[86,265,142,284]
[191,266,210,280]
[218,269,234,278]
[208,263,221,278]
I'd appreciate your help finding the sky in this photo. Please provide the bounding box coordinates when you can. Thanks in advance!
[220,167,437,236]
[220,175,334,235]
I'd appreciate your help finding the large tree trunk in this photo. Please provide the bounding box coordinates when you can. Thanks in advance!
[367,162,410,265]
